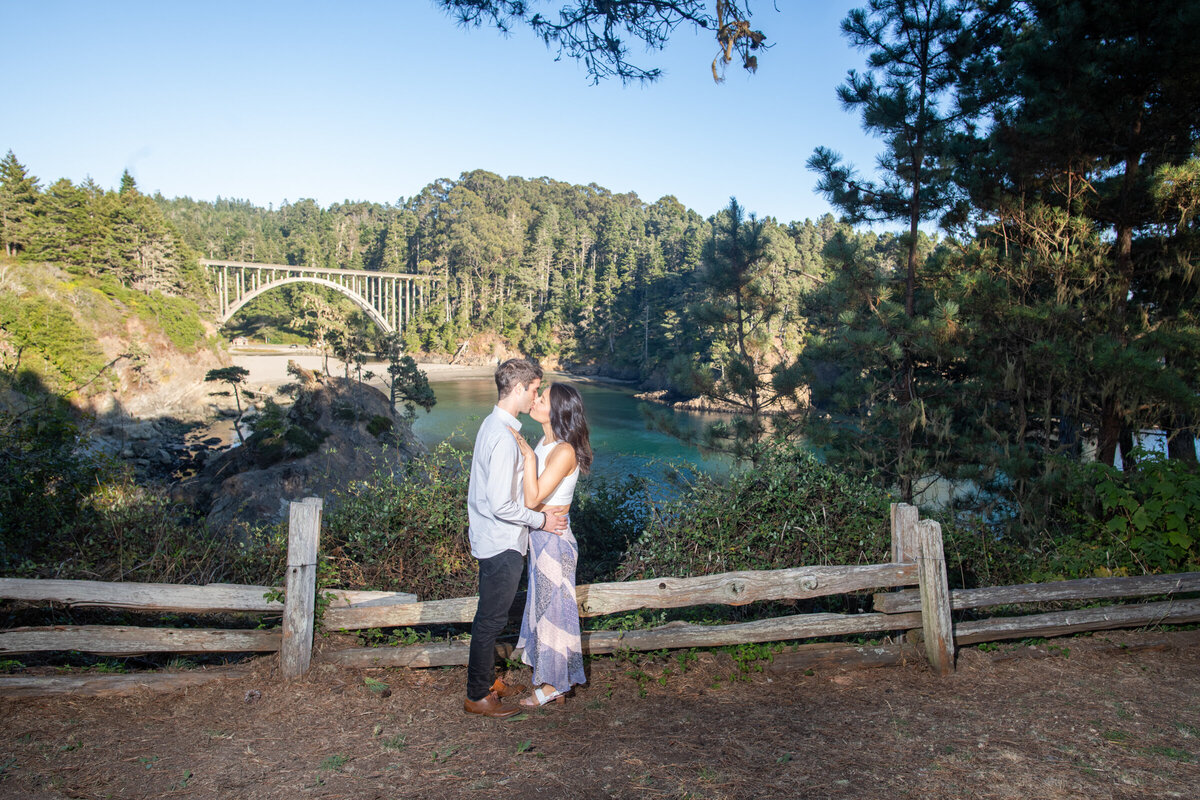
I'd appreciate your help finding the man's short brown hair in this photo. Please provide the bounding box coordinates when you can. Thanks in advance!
[495,358,543,399]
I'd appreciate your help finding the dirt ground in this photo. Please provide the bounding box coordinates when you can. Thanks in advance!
[2,629,1198,800]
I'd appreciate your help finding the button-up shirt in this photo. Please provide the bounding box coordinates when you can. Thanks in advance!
[467,405,543,559]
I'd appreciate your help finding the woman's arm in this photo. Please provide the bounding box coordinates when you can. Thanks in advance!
[508,429,576,508]
[514,433,540,508]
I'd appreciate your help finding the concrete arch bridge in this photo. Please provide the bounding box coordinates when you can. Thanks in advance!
[200,259,434,334]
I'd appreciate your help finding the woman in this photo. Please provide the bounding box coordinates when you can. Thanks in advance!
[508,382,591,706]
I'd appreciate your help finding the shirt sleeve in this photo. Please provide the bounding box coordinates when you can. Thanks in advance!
[483,434,543,529]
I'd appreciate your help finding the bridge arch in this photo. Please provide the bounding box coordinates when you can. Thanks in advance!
[221,276,392,333]
[201,259,432,336]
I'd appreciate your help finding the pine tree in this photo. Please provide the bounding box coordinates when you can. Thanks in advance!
[807,0,970,502]
[0,151,40,257]
[381,331,436,419]
[438,1,766,84]
[205,366,251,444]
[952,0,1200,468]
[674,198,802,462]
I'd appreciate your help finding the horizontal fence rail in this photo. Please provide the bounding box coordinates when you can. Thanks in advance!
[873,572,1200,614]
[0,625,281,656]
[0,578,416,614]
[322,563,919,631]
[953,598,1200,645]
[0,668,252,698]
[325,610,926,669]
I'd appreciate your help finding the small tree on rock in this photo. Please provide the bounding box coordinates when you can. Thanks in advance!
[205,366,251,444]
[381,332,436,419]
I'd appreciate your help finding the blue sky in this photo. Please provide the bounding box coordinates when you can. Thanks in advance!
[5,1,883,225]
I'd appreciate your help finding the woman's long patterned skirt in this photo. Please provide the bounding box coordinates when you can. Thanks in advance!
[518,523,586,692]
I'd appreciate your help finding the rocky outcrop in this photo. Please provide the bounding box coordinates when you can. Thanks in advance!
[634,389,745,413]
[175,363,425,536]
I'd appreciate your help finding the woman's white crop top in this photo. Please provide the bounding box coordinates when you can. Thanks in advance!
[533,437,579,507]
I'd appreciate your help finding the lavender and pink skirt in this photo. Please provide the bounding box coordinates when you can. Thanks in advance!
[518,522,586,692]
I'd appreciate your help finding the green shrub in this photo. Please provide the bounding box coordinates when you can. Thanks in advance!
[0,293,110,393]
[570,475,651,584]
[1032,453,1200,579]
[5,471,283,586]
[0,393,99,572]
[61,481,280,584]
[73,273,207,353]
[617,444,891,579]
[132,291,206,353]
[366,415,394,437]
[320,443,474,599]
[938,451,1200,585]
[937,511,1028,589]
[245,398,327,467]
[1093,453,1200,573]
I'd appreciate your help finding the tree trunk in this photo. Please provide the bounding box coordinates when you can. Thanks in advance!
[1096,397,1121,467]
[1163,410,1198,464]
[1098,153,1140,467]
[642,301,649,366]
[1118,425,1137,472]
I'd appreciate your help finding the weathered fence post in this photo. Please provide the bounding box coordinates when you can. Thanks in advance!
[891,502,924,649]
[280,497,322,678]
[890,503,919,564]
[916,519,955,676]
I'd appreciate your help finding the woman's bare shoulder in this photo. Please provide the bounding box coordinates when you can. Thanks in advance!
[547,441,577,466]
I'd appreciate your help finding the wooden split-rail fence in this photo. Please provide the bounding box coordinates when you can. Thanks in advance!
[1,497,1198,696]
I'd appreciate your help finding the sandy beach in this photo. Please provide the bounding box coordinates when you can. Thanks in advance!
[231,352,496,388]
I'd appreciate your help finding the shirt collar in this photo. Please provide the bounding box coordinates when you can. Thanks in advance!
[493,405,521,430]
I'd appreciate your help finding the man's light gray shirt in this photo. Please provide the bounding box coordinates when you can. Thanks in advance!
[467,405,543,559]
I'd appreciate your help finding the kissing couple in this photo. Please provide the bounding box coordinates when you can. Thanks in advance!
[463,358,592,717]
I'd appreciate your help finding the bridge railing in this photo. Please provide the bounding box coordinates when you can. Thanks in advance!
[200,259,434,334]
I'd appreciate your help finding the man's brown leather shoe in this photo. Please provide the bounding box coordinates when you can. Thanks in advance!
[491,677,528,698]
[464,691,520,718]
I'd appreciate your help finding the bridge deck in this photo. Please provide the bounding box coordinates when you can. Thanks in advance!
[199,259,430,280]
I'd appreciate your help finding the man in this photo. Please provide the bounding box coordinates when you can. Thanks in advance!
[464,358,567,718]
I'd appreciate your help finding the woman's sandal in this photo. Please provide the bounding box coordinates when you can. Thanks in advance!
[519,685,568,707]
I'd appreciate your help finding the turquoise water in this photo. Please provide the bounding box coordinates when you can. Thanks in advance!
[409,374,734,486]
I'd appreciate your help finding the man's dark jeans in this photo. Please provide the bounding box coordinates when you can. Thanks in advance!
[466,548,525,701]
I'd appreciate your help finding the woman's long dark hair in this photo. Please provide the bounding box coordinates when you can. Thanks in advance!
[549,382,592,475]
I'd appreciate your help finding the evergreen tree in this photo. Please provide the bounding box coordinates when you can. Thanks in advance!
[30,178,93,265]
[204,366,251,444]
[951,0,1200,468]
[0,152,40,257]
[381,331,436,419]
[673,198,803,462]
[807,0,970,502]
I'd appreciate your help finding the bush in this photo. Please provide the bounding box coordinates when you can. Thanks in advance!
[0,393,99,573]
[3,469,283,586]
[936,452,1200,586]
[0,293,111,393]
[617,444,892,580]
[366,415,394,437]
[320,443,475,599]
[569,474,651,584]
[1038,453,1200,578]
[60,481,281,585]
[1093,453,1200,573]
[131,290,206,353]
